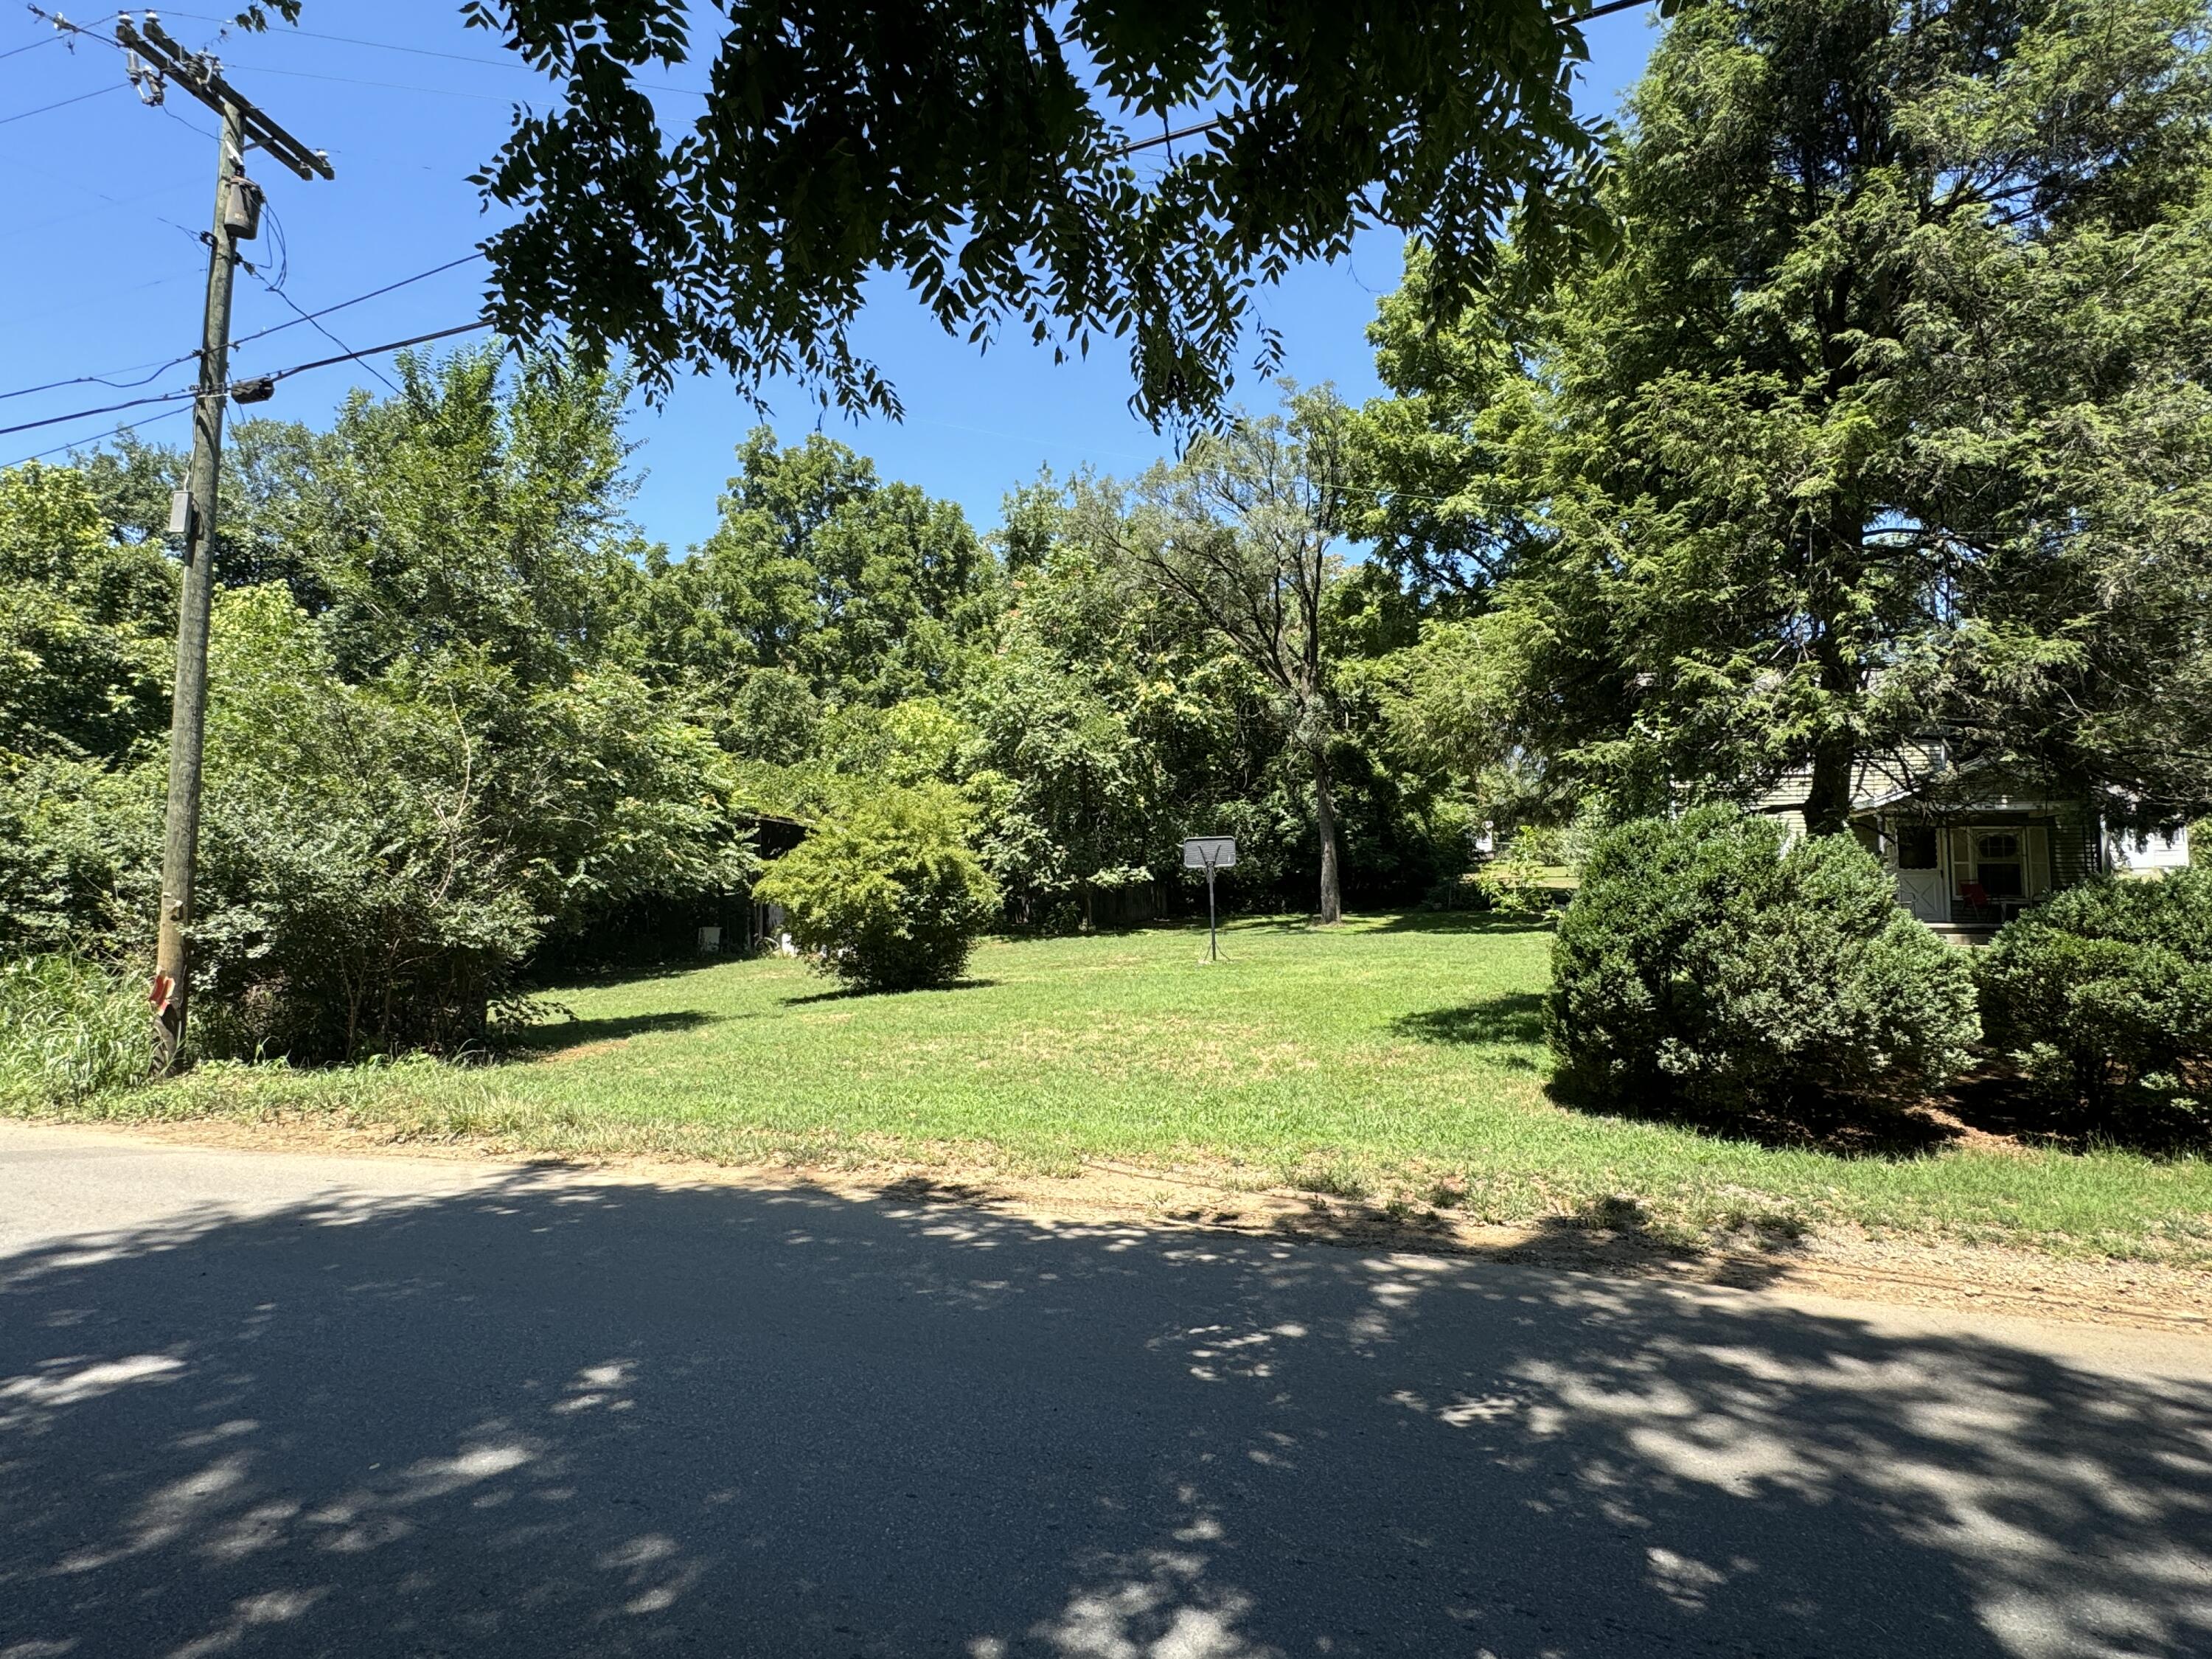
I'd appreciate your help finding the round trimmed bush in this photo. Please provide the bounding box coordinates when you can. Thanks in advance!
[1548,805,1979,1113]
[754,785,1001,992]
[1978,867,2212,1121]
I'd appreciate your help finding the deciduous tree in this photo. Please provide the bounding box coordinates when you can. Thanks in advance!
[245,0,1627,423]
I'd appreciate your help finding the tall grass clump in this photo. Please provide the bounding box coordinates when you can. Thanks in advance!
[0,953,144,1107]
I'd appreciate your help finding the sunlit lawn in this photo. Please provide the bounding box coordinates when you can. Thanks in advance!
[47,914,2212,1263]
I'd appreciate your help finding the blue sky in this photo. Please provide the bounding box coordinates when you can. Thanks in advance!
[1,3,1658,552]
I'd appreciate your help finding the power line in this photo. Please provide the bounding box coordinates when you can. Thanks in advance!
[217,60,524,103]
[154,99,218,141]
[15,4,118,49]
[237,201,403,397]
[259,288,402,396]
[1107,0,1657,158]
[0,251,486,407]
[15,181,187,240]
[256,320,489,388]
[0,80,123,125]
[152,6,707,95]
[231,251,484,348]
[0,319,493,450]
[0,345,200,405]
[0,385,197,440]
[10,403,190,466]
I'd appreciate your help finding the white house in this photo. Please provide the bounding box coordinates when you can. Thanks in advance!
[1756,737,2191,937]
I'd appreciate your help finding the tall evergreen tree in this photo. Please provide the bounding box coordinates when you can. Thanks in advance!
[1360,0,2212,829]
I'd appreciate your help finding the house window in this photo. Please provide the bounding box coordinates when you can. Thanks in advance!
[1976,832,2023,898]
[1897,825,1938,870]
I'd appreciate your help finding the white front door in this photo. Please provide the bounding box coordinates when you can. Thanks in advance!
[1896,866,1947,922]
[1891,821,1948,922]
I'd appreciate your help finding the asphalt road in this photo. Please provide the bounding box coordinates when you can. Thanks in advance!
[2,1123,2209,1659]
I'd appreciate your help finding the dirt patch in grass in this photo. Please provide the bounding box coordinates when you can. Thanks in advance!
[535,1040,629,1063]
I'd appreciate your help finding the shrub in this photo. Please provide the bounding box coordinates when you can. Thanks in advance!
[1978,869,2212,1121]
[176,588,755,1062]
[0,952,143,1107]
[1548,805,1979,1114]
[755,785,1001,992]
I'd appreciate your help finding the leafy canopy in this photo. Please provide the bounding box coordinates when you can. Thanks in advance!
[754,784,1000,992]
[242,1,1634,423]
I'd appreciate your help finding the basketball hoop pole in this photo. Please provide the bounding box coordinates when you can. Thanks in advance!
[1180,835,1236,964]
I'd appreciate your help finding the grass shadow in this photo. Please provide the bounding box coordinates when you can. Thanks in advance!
[1234,1183,1805,1290]
[1390,992,1547,1049]
[1545,1068,1968,1161]
[779,978,1000,1006]
[495,1009,720,1058]
[1371,909,1558,936]
[1941,1068,2212,1160]
[1152,911,1555,937]
[1549,1060,2212,1164]
[529,959,745,994]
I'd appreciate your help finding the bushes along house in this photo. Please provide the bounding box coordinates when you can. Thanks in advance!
[1548,806,1979,1115]
[1979,869,2212,1123]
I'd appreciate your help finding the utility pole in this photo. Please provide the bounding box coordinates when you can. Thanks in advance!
[112,13,333,1075]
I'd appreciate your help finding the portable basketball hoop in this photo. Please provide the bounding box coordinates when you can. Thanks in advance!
[1181,835,1237,961]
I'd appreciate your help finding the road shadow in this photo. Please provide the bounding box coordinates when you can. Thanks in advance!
[3,1161,2208,1658]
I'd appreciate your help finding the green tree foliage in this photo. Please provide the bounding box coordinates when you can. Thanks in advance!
[185,587,754,1060]
[1550,806,1980,1113]
[0,464,175,762]
[0,757,160,957]
[280,348,644,685]
[960,655,1164,931]
[1124,388,1363,921]
[0,333,1526,1058]
[248,1,1622,422]
[1979,870,2212,1123]
[1360,0,2212,830]
[639,429,997,712]
[754,785,1000,992]
[0,352,760,1060]
[953,473,1220,923]
[955,448,1460,922]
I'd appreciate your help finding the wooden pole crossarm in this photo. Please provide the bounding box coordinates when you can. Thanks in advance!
[115,14,333,181]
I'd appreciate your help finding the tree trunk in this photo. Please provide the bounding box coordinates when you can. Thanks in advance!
[1803,505,1866,838]
[1312,746,1343,924]
[1804,728,1856,837]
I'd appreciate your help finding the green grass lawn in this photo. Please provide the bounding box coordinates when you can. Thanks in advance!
[33,914,2212,1265]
